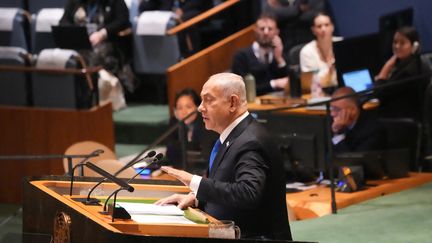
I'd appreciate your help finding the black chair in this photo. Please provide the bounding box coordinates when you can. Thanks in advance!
[0,46,32,106]
[32,48,97,109]
[28,0,67,14]
[379,118,422,171]
[31,8,64,54]
[0,8,31,51]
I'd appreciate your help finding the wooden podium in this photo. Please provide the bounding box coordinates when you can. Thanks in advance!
[23,176,311,243]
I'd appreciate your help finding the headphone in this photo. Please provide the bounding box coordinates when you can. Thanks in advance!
[412,41,420,54]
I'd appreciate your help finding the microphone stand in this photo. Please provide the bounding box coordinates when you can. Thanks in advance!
[102,153,164,220]
[83,152,155,205]
[258,72,432,214]
[74,162,135,205]
[0,151,103,177]
[84,110,198,205]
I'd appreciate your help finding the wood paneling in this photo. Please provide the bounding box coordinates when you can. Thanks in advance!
[0,103,114,203]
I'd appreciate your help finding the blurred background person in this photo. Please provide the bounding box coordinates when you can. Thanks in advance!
[60,0,134,110]
[165,88,217,173]
[300,12,340,98]
[231,13,290,96]
[139,0,213,57]
[374,26,431,120]
[331,87,386,154]
[263,0,325,56]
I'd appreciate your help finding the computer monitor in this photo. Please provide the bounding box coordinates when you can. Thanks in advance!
[254,112,327,181]
[342,69,374,92]
[334,33,381,87]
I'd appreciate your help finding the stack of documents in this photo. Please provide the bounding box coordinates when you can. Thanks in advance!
[116,202,196,224]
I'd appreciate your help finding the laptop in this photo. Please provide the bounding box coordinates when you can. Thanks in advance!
[51,26,92,50]
[342,69,374,92]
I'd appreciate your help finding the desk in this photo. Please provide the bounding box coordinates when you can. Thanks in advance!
[286,172,432,220]
[248,94,378,115]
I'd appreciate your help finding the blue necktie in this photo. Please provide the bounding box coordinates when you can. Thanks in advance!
[209,139,222,172]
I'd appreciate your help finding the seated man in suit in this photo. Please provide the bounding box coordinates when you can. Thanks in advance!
[331,87,386,153]
[231,13,291,96]
[156,73,292,240]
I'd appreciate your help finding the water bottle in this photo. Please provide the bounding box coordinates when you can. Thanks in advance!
[244,74,256,103]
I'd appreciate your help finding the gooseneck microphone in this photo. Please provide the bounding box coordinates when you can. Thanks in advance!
[68,149,104,196]
[103,153,164,213]
[83,150,156,205]
[85,162,134,193]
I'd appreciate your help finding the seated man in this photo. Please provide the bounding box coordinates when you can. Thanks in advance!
[331,87,386,153]
[231,13,291,96]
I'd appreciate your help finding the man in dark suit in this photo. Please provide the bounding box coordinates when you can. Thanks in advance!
[331,87,386,153]
[156,73,292,240]
[231,13,291,96]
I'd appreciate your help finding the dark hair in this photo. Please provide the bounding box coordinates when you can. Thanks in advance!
[310,12,332,27]
[396,26,419,44]
[257,11,278,23]
[174,88,201,108]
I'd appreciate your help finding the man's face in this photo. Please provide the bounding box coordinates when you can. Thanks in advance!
[198,80,232,134]
[311,15,334,40]
[255,18,279,48]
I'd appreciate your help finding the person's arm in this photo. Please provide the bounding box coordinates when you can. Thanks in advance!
[375,55,397,81]
[102,0,131,40]
[59,0,76,25]
[139,0,161,12]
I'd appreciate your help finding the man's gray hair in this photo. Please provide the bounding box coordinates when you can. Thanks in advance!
[208,73,247,105]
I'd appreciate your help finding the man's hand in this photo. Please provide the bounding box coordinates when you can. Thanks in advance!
[160,166,193,186]
[271,77,289,90]
[332,109,352,133]
[272,35,285,65]
[154,193,196,209]
[89,29,106,46]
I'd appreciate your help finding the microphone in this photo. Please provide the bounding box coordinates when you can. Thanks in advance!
[68,149,104,196]
[102,153,164,213]
[85,162,134,193]
[114,150,156,176]
[129,153,164,181]
[83,150,156,205]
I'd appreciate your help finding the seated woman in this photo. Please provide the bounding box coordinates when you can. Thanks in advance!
[374,26,431,120]
[60,0,133,109]
[165,88,217,173]
[299,12,341,98]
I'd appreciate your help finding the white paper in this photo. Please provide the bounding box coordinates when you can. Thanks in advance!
[117,202,184,216]
[131,214,196,225]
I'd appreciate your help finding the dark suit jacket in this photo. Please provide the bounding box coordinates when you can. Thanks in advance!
[196,115,292,240]
[60,0,131,40]
[333,111,386,153]
[139,0,213,21]
[231,47,290,96]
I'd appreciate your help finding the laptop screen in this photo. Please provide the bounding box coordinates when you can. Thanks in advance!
[342,69,373,92]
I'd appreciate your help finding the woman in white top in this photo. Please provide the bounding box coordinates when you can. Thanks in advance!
[300,12,341,98]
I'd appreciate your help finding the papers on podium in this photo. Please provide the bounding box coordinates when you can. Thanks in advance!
[116,202,196,225]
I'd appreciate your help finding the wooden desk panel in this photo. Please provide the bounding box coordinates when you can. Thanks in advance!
[286,172,432,220]
[0,103,114,203]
